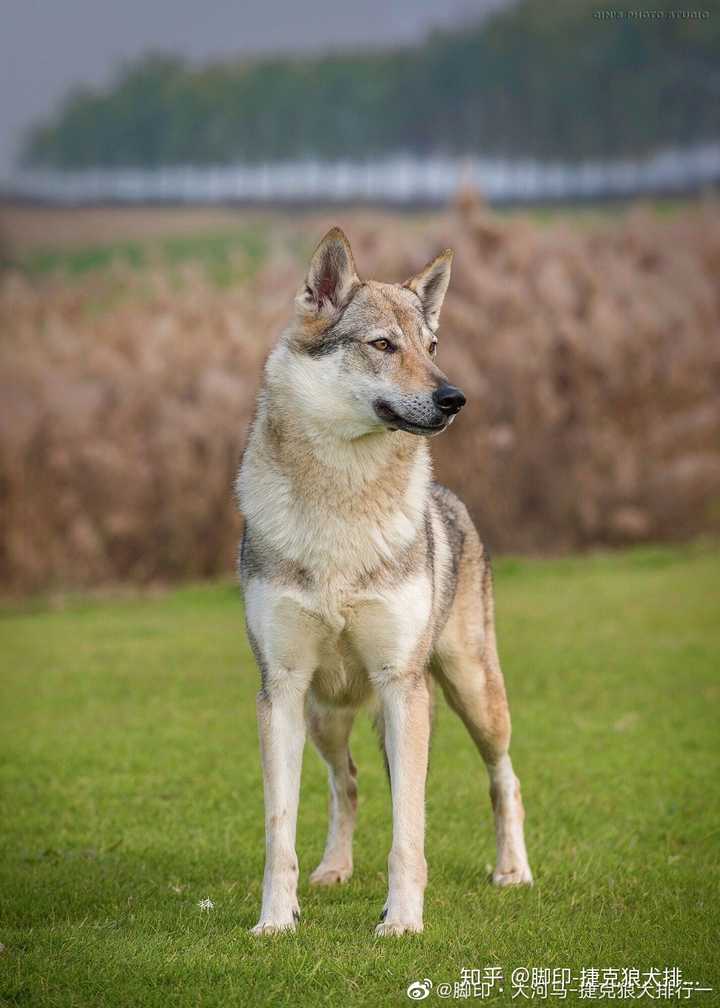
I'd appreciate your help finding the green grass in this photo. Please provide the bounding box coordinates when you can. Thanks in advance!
[15,227,268,287]
[1,544,718,1007]
[8,197,705,286]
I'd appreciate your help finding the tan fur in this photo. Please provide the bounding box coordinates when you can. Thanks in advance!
[237,227,531,937]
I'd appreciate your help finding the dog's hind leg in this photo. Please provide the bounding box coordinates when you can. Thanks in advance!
[307,697,358,886]
[432,546,532,887]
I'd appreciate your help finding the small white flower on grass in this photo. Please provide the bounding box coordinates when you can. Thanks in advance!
[197,898,215,911]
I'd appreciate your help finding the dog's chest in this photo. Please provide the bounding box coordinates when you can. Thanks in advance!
[244,571,433,705]
[238,429,431,582]
[311,579,432,704]
[263,498,420,583]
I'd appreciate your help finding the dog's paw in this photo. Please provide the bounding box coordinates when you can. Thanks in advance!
[374,918,423,937]
[249,907,300,936]
[374,907,423,936]
[491,864,533,887]
[309,862,353,886]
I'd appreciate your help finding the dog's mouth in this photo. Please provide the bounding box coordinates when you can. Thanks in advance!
[373,399,448,437]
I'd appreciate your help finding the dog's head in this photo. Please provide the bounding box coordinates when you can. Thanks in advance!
[274,226,465,439]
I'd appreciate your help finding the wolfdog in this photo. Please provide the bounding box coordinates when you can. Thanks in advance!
[236,227,532,936]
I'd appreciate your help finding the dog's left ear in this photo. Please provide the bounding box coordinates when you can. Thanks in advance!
[403,249,453,330]
[299,227,359,316]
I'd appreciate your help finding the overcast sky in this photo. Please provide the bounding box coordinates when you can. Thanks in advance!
[0,0,508,177]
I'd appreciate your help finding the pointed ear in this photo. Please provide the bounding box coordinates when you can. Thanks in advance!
[403,249,453,329]
[298,227,359,316]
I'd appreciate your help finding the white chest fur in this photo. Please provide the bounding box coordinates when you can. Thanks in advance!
[244,571,433,704]
[237,411,431,584]
[238,404,435,697]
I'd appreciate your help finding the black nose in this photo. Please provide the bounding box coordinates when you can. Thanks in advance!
[432,384,466,415]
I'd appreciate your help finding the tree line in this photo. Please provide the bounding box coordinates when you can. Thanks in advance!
[23,0,720,168]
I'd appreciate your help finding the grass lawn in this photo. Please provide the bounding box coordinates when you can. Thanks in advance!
[3,198,699,285]
[1,544,718,1007]
[13,227,268,287]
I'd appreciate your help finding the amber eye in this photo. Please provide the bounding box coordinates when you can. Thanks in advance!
[369,338,395,353]
[429,340,438,357]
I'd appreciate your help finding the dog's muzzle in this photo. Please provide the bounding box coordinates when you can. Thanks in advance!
[373,383,466,436]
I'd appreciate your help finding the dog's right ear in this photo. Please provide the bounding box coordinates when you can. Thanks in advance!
[297,227,359,318]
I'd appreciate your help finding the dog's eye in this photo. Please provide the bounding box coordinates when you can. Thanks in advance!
[369,338,396,353]
[429,340,438,357]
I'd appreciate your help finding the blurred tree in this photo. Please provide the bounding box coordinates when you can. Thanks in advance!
[21,0,720,167]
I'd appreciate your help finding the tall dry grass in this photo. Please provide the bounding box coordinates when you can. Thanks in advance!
[1,203,719,593]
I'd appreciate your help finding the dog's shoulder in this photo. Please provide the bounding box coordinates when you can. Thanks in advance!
[430,481,472,549]
[429,480,489,578]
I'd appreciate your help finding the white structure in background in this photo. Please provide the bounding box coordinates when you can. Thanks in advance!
[4,143,719,205]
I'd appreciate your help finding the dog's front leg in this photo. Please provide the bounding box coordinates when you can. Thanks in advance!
[251,669,311,936]
[375,676,430,936]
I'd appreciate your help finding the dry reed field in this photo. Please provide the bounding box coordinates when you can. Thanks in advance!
[1,200,719,593]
